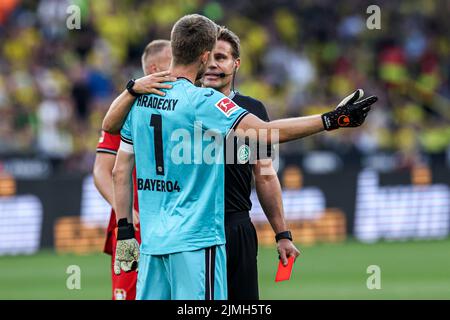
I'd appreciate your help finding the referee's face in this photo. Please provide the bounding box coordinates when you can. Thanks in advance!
[202,40,238,94]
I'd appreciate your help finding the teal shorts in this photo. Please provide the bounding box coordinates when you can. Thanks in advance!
[136,245,227,300]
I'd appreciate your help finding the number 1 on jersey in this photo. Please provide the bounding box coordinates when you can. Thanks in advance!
[150,114,165,175]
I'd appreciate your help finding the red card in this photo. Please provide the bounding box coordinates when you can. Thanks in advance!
[275,256,295,282]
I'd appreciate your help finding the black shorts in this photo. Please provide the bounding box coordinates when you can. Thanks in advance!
[225,211,259,300]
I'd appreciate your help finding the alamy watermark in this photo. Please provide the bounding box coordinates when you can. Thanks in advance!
[366,265,381,290]
[366,5,381,30]
[66,265,81,290]
[166,123,279,175]
[66,4,81,30]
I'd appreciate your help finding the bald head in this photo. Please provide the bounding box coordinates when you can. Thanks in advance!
[141,40,172,75]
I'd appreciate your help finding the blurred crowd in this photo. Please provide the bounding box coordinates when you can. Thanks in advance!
[0,0,449,173]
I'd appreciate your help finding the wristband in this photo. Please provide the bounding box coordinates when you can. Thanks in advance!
[126,79,140,97]
[275,230,293,242]
[117,218,135,240]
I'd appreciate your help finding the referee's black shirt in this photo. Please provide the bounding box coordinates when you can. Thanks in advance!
[225,92,271,215]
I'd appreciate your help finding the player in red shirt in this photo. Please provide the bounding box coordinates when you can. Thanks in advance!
[93,40,174,300]
[95,131,141,300]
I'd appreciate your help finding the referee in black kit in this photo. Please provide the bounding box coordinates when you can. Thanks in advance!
[202,26,301,300]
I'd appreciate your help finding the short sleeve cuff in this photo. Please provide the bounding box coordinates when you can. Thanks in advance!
[227,110,249,137]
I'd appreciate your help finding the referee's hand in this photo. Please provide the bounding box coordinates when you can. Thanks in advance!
[277,239,300,266]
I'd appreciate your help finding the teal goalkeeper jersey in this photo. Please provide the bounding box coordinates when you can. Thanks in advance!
[120,78,248,255]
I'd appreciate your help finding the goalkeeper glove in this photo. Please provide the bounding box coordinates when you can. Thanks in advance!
[321,89,378,131]
[114,218,139,275]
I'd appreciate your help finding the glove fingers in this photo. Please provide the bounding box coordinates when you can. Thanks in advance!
[338,89,364,107]
[132,242,140,261]
[121,261,132,272]
[362,106,371,113]
[131,260,138,271]
[114,259,121,275]
[121,260,138,272]
[355,96,378,109]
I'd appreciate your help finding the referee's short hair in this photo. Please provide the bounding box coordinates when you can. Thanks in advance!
[171,14,218,65]
[141,39,170,69]
[217,26,240,59]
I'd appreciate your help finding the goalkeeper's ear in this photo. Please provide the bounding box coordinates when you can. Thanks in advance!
[337,89,364,108]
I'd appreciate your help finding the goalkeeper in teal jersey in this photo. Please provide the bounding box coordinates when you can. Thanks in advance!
[119,78,247,299]
[113,15,247,300]
[121,78,248,255]
[111,14,377,300]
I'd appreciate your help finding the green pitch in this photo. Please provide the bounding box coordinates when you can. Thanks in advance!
[1,239,449,299]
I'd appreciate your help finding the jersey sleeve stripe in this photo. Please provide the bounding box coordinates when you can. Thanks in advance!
[120,135,133,145]
[226,110,249,138]
[119,140,134,154]
[96,148,118,155]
